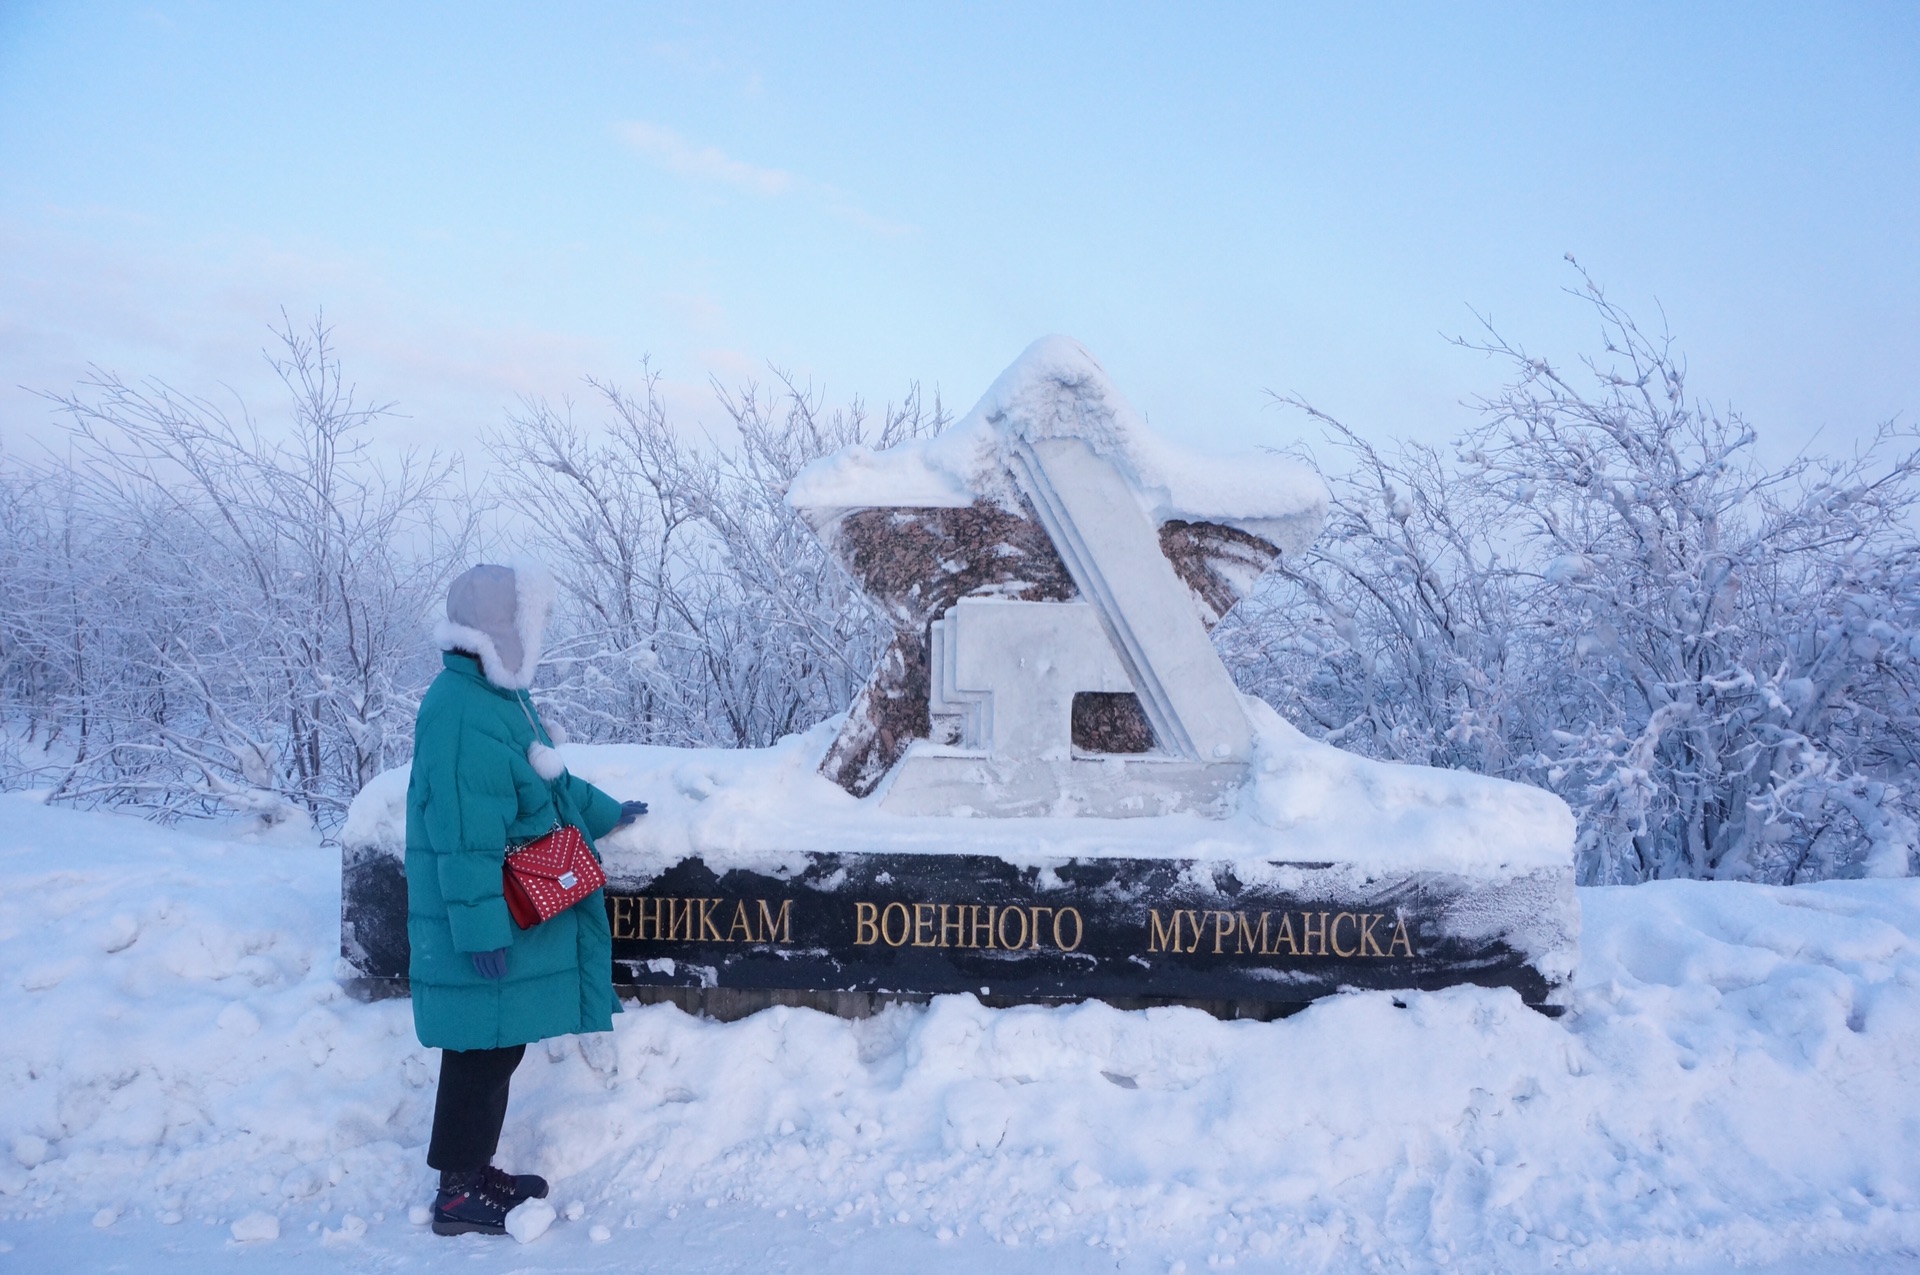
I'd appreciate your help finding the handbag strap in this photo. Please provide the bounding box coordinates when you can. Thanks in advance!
[513,691,569,839]
[514,691,550,746]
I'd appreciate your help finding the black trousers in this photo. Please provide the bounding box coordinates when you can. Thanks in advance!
[426,1044,526,1173]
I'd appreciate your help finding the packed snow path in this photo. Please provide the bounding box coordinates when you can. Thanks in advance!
[1,794,1917,1273]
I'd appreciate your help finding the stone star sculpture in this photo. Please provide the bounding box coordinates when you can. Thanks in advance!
[788,337,1327,818]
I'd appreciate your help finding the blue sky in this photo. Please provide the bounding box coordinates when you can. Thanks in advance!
[2,2,1916,462]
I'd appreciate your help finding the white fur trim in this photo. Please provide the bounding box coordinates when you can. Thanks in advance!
[432,559,559,690]
[433,617,517,687]
[509,558,557,687]
[527,741,567,780]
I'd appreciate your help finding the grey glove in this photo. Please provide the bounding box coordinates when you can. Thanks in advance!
[471,947,508,980]
[613,800,649,830]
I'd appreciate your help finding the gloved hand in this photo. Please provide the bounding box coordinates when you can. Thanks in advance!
[612,800,649,830]
[471,947,508,980]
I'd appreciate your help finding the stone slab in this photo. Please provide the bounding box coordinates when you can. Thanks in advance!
[341,846,1573,1016]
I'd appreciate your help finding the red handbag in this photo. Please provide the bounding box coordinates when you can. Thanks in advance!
[502,823,606,929]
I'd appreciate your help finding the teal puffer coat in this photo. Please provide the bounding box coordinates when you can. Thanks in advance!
[405,651,624,1051]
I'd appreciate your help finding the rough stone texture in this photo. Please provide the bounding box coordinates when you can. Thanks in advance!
[817,500,1077,796]
[822,633,932,797]
[1158,519,1284,630]
[340,844,410,1002]
[1072,691,1155,753]
[823,500,1077,628]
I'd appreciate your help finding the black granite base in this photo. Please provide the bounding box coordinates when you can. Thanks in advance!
[342,847,1572,1017]
[340,844,410,1002]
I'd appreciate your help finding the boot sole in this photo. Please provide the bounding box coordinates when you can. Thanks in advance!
[432,1219,508,1236]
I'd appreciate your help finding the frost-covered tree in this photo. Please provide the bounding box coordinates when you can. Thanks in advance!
[1460,268,1920,883]
[1,332,938,819]
[1219,417,1535,783]
[0,459,127,786]
[1242,263,1920,884]
[5,279,1912,884]
[7,317,472,825]
[489,370,943,749]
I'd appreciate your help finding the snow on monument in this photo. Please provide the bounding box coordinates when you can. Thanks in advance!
[342,337,1580,1018]
[788,336,1326,817]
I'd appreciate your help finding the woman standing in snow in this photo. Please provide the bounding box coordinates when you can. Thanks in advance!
[406,562,646,1236]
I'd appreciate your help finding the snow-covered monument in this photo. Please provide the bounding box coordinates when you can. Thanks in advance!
[793,337,1323,818]
[342,338,1579,1017]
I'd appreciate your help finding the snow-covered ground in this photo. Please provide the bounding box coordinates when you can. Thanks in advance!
[3,792,1919,1273]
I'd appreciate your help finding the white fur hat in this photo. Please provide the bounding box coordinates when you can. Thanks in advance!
[434,561,557,690]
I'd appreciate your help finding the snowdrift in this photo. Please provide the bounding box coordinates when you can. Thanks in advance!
[346,703,1574,883]
[3,794,1918,1271]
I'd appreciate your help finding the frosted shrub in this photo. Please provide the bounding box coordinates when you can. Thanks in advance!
[4,279,1914,885]
[1218,418,1534,783]
[1239,264,1920,884]
[1,318,472,824]
[0,334,937,823]
[488,367,943,749]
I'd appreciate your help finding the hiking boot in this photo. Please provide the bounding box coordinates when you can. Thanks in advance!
[484,1164,549,1204]
[431,1169,514,1236]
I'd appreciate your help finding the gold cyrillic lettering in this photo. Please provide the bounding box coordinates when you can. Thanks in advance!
[1181,910,1202,953]
[939,903,964,948]
[667,897,693,941]
[1052,907,1083,952]
[970,904,994,949]
[1027,907,1052,949]
[913,902,938,947]
[727,901,754,943]
[1148,909,1178,953]
[1212,911,1238,954]
[1302,911,1328,957]
[1359,913,1386,957]
[997,905,1028,950]
[758,899,792,944]
[854,901,879,945]
[1268,911,1297,956]
[611,895,634,940]
[1387,917,1415,957]
[881,902,911,947]
[697,898,725,942]
[1330,912,1357,957]
[1237,911,1268,955]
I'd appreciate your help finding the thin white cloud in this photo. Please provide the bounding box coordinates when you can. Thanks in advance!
[823,198,915,239]
[614,121,792,197]
[611,120,915,237]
